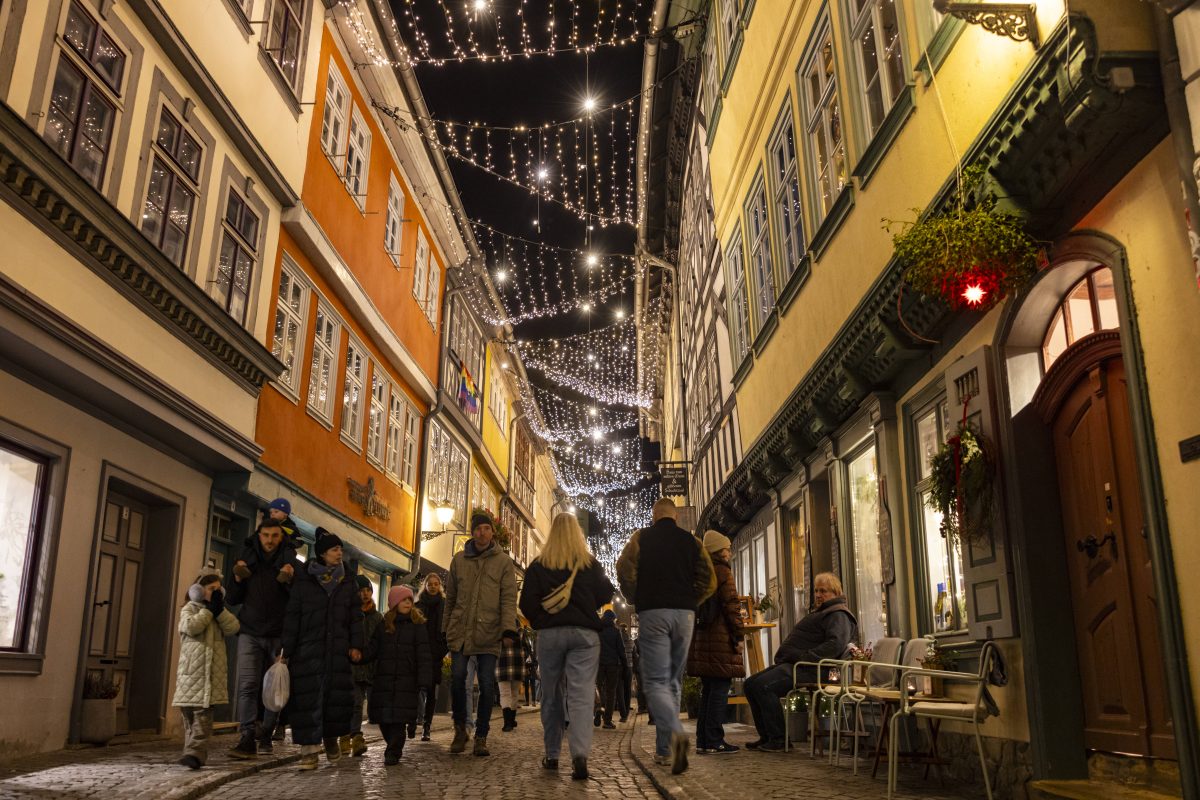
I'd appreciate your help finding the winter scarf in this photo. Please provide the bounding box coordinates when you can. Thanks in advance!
[307,558,346,596]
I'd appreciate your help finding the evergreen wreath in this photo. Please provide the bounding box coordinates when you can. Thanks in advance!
[926,425,996,545]
[885,165,1040,310]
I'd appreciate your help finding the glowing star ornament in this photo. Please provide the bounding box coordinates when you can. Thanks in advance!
[962,284,986,307]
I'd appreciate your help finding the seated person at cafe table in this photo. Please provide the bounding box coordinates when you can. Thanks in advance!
[743,572,858,752]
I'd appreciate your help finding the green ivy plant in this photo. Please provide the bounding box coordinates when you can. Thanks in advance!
[885,165,1039,310]
[927,426,996,546]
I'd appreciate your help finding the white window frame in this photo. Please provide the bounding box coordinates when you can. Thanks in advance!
[306,300,341,424]
[321,64,349,169]
[800,19,847,224]
[702,26,721,120]
[725,228,751,363]
[719,0,740,63]
[768,105,806,281]
[344,106,370,210]
[413,231,429,307]
[425,255,440,326]
[366,360,388,467]
[847,0,907,137]
[271,255,310,398]
[339,337,366,449]
[385,174,404,267]
[385,382,406,483]
[402,402,420,488]
[745,173,776,330]
[489,361,509,433]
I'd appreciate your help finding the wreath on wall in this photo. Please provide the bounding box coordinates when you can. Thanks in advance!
[926,425,996,546]
[886,166,1040,311]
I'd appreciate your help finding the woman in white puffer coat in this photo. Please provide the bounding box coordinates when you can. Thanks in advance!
[172,572,239,769]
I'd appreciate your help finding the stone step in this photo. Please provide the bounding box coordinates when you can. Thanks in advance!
[1028,780,1182,800]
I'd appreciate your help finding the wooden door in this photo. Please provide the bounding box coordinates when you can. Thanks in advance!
[87,493,147,735]
[1046,350,1174,758]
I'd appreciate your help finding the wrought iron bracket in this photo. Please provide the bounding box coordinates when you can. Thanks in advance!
[933,0,1040,48]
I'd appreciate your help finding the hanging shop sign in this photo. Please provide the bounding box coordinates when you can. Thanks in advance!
[660,465,689,497]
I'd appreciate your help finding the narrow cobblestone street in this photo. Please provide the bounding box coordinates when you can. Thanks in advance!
[0,709,975,799]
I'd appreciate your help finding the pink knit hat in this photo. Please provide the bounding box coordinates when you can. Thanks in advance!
[387,584,414,609]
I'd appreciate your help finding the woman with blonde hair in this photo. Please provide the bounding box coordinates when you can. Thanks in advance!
[518,512,614,780]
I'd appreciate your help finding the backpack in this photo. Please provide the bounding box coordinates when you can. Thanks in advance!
[696,592,722,629]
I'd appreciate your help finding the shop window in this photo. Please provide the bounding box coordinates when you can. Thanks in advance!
[1041,267,1120,371]
[847,444,885,645]
[912,398,966,634]
[0,442,48,651]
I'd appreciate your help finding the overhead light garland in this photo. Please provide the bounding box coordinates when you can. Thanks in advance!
[577,486,658,583]
[520,381,637,443]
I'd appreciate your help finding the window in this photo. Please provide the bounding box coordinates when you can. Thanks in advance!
[745,176,776,329]
[913,399,966,633]
[848,0,906,135]
[402,404,419,487]
[801,23,847,222]
[413,232,429,307]
[725,228,751,363]
[271,258,309,394]
[321,65,349,164]
[0,441,48,650]
[43,2,126,188]
[702,26,721,120]
[427,423,468,523]
[719,0,740,62]
[212,188,260,324]
[366,362,388,466]
[847,445,885,645]
[306,302,340,422]
[425,256,440,325]
[489,361,509,432]
[769,108,805,280]
[1041,267,1119,371]
[385,175,404,266]
[344,107,371,208]
[141,108,201,267]
[340,339,366,447]
[264,0,303,86]
[384,386,420,488]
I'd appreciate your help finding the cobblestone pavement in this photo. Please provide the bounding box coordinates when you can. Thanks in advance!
[630,715,982,800]
[215,708,660,800]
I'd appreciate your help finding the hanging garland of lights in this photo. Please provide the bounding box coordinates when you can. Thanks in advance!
[550,455,640,497]
[553,435,641,479]
[520,381,637,443]
[576,486,658,583]
[460,227,646,326]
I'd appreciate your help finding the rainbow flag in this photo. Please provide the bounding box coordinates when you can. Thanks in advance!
[458,363,480,414]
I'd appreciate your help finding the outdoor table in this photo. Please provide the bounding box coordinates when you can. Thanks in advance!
[727,622,776,707]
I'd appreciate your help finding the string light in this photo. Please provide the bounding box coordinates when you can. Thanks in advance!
[577,486,659,583]
[519,381,637,443]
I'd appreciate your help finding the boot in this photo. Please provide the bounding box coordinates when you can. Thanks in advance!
[228,732,257,760]
[337,735,353,756]
[450,722,469,754]
[351,733,367,757]
[323,737,341,763]
[572,756,589,780]
[421,722,431,742]
[472,735,489,757]
[501,708,515,732]
[406,721,417,738]
[383,730,405,765]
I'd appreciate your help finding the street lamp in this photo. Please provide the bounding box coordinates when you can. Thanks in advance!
[435,502,456,529]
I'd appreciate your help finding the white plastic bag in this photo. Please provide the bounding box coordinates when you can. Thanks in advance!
[263,659,290,713]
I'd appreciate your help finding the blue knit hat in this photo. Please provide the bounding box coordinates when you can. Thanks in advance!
[268,497,291,514]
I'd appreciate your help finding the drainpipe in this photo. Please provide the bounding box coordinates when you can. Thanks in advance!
[1154,8,1200,273]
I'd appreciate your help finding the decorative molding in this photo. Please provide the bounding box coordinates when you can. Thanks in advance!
[0,102,284,395]
[933,0,1040,48]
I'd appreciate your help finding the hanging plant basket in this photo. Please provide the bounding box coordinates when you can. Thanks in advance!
[926,426,996,546]
[886,166,1040,311]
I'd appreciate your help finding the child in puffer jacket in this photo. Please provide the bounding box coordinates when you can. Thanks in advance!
[362,585,433,765]
[172,572,240,769]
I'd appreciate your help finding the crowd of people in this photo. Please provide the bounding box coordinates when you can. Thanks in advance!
[170,495,860,777]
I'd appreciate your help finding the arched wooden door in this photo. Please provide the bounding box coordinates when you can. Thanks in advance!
[1035,332,1174,759]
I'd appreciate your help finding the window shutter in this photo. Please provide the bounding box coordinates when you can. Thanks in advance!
[944,346,1018,640]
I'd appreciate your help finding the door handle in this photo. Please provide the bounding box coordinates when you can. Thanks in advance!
[1076,533,1116,559]
[93,600,111,607]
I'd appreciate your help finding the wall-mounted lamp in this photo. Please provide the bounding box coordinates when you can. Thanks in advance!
[933,0,1040,48]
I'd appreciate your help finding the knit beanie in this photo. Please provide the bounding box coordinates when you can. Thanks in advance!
[314,528,344,557]
[703,530,732,554]
[387,584,414,609]
[470,512,493,533]
[268,497,291,514]
[355,575,372,591]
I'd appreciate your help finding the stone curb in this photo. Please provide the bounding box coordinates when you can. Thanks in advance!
[625,715,721,800]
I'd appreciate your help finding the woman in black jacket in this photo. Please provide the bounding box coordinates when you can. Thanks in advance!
[281,530,364,771]
[414,572,448,741]
[518,512,614,781]
[365,584,432,765]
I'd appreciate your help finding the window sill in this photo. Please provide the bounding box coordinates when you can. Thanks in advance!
[0,651,45,675]
[340,429,364,454]
[851,84,916,189]
[720,34,744,94]
[367,452,385,472]
[256,46,302,118]
[270,379,302,406]
[732,349,754,389]
[706,97,723,147]
[751,308,780,356]
[776,254,812,315]
[218,0,254,40]
[739,0,757,27]
[809,186,855,262]
[916,18,967,85]
[305,404,335,431]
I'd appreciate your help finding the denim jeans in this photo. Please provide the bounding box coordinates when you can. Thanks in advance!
[744,664,798,744]
[235,634,281,737]
[637,608,695,755]
[452,651,496,737]
[696,677,732,749]
[536,626,600,760]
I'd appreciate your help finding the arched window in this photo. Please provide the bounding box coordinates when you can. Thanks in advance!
[1042,266,1120,371]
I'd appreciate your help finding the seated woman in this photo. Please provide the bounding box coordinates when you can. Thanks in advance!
[743,572,858,752]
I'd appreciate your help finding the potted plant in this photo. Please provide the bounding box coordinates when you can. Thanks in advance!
[783,690,809,742]
[886,165,1040,312]
[80,673,120,745]
[919,643,955,697]
[927,424,997,546]
[753,591,777,623]
[436,655,453,713]
[847,642,873,684]
[680,676,701,719]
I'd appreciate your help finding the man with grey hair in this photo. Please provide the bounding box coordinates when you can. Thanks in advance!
[617,497,716,775]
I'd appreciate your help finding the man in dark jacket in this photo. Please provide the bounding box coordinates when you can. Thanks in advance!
[595,610,626,728]
[744,572,858,752]
[233,498,299,580]
[225,520,299,758]
[617,498,716,775]
[343,575,383,757]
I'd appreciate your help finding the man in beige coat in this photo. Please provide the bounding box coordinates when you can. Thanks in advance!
[444,511,517,757]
